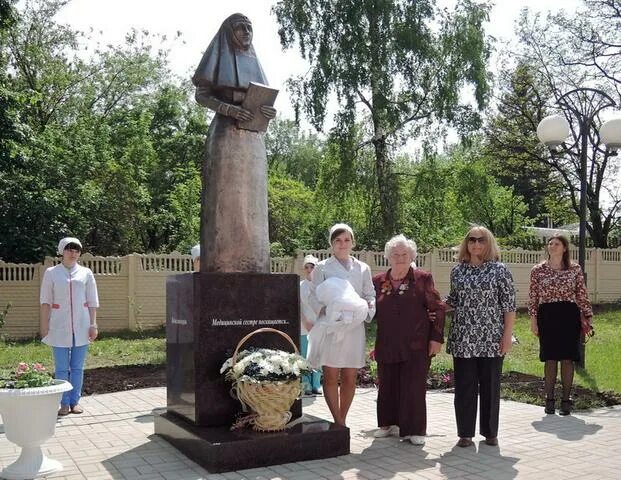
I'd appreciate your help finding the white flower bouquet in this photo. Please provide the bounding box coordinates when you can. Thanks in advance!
[222,328,311,431]
[220,347,311,384]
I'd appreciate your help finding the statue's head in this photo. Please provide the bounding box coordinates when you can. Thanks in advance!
[193,12,267,89]
[225,13,253,51]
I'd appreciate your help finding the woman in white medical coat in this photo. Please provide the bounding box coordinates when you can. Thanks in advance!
[40,237,99,415]
[309,224,376,426]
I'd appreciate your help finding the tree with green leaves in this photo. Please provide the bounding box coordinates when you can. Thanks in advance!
[552,0,621,97]
[267,172,316,254]
[313,128,385,249]
[452,157,531,242]
[0,0,22,157]
[397,154,466,250]
[0,0,23,174]
[273,0,492,238]
[507,6,621,247]
[483,62,575,226]
[265,117,324,188]
[0,0,206,261]
[397,144,533,249]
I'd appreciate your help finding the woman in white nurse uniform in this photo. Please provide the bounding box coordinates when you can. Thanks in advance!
[308,224,376,426]
[40,237,99,415]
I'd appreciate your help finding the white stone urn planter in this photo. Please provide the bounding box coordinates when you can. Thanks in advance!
[0,380,72,480]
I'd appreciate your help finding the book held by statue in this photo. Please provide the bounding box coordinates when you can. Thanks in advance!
[238,82,279,133]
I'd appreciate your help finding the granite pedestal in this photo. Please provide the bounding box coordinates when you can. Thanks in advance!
[155,272,350,472]
[154,412,349,473]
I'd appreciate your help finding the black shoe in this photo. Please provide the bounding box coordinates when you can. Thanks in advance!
[545,397,555,415]
[559,399,572,416]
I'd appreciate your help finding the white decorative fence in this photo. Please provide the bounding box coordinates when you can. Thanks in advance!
[1,248,620,339]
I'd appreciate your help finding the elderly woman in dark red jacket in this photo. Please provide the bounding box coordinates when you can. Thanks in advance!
[372,234,445,446]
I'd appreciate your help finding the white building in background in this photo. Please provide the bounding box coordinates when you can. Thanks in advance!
[524,224,583,242]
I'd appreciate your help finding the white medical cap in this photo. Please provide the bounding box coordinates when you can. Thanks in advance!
[57,237,82,255]
[328,223,354,244]
[303,254,319,266]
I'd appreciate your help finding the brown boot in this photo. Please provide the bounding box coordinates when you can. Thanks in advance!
[457,437,474,447]
[58,405,71,416]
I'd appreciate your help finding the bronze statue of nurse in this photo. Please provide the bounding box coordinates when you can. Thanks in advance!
[192,14,276,273]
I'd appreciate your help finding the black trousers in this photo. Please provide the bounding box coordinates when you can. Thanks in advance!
[453,356,503,439]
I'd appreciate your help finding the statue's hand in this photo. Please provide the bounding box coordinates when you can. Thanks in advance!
[259,105,277,119]
[229,105,254,122]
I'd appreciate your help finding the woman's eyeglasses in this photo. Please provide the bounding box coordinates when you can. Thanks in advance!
[303,264,315,270]
[467,236,486,244]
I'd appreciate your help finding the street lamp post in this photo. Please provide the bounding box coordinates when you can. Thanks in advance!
[536,88,620,280]
[536,88,621,367]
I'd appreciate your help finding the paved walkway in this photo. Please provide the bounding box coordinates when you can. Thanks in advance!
[1,387,620,480]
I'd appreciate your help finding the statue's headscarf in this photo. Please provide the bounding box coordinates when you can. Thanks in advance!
[192,13,268,89]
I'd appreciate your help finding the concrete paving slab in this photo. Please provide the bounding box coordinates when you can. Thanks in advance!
[1,387,620,479]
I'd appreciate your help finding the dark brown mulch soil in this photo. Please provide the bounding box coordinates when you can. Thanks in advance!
[82,364,166,395]
[499,370,621,408]
[81,364,621,409]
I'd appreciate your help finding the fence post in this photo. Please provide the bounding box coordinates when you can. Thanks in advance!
[127,254,137,330]
[38,262,48,289]
[294,250,305,277]
[359,250,368,270]
[40,257,54,292]
[430,248,438,277]
[593,248,601,304]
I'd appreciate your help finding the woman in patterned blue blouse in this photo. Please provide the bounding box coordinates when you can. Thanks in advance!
[445,226,516,448]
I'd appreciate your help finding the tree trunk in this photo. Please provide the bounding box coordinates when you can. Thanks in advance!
[372,134,398,239]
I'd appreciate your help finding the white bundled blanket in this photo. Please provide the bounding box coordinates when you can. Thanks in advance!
[307,277,369,369]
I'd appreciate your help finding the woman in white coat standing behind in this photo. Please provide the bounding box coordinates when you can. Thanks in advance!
[308,224,376,426]
[40,237,99,416]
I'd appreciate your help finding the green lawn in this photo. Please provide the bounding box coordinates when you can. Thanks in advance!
[1,307,620,396]
[0,328,166,377]
[411,305,621,394]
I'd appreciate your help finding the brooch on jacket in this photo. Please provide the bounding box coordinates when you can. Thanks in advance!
[380,280,409,295]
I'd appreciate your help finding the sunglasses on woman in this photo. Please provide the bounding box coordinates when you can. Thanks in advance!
[467,236,486,244]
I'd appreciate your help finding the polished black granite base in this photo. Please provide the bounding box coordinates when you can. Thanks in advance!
[154,412,350,473]
[165,273,302,427]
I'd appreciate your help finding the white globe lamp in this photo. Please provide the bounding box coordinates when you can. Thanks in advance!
[537,114,570,148]
[600,118,621,151]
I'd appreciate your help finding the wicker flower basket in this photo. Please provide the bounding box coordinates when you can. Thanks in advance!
[231,328,302,432]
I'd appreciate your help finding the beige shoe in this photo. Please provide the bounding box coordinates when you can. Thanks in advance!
[71,404,84,414]
[373,426,399,438]
[409,435,426,446]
